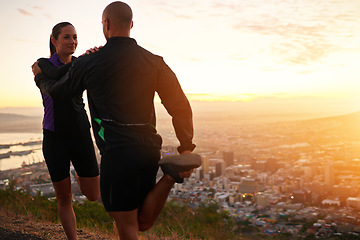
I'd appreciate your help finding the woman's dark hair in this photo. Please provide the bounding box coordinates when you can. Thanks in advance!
[49,22,74,56]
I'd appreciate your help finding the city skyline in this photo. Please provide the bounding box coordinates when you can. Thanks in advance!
[2,107,360,238]
[0,0,359,113]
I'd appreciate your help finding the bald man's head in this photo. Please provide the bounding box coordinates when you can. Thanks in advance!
[102,1,133,39]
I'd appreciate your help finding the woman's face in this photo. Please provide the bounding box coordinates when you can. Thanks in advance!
[52,25,78,57]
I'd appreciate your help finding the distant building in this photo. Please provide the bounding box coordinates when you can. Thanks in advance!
[322,199,340,206]
[303,167,312,180]
[223,151,234,167]
[30,182,55,197]
[238,178,259,194]
[291,189,312,204]
[346,197,360,209]
[253,160,267,172]
[229,194,240,204]
[304,182,327,196]
[209,171,215,181]
[215,193,231,204]
[324,164,335,188]
[202,155,210,174]
[333,185,358,201]
[196,168,204,181]
[266,157,278,173]
[215,161,225,177]
[255,192,270,207]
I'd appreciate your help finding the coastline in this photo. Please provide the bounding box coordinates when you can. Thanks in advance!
[0,133,43,171]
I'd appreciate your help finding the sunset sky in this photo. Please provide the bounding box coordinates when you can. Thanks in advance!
[0,0,359,114]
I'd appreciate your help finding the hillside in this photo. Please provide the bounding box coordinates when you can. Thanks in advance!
[0,187,250,240]
[302,111,360,135]
[0,113,42,133]
[0,208,111,240]
[266,111,360,144]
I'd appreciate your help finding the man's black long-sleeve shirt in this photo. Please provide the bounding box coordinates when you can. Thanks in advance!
[35,37,195,154]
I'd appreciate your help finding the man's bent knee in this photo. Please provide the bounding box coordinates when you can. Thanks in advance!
[78,176,100,201]
[84,192,100,202]
[138,222,153,232]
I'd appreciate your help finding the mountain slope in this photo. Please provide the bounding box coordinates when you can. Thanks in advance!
[0,113,42,133]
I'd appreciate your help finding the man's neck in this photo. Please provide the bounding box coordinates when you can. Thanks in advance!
[107,29,130,39]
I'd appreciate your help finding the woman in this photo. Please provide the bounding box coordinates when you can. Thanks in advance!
[37,22,100,240]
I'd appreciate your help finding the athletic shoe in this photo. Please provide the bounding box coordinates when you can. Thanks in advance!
[159,153,202,183]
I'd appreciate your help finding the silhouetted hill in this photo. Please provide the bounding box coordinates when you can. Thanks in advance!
[305,111,360,125]
[261,111,360,146]
[296,111,360,138]
[0,113,42,133]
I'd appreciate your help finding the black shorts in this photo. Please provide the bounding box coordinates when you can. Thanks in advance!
[100,146,160,212]
[43,129,99,182]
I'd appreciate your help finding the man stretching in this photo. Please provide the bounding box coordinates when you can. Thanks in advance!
[32,1,201,239]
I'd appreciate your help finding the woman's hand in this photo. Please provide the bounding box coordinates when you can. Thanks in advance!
[31,61,41,76]
[81,46,103,56]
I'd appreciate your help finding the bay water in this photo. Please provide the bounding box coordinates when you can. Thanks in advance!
[0,133,43,171]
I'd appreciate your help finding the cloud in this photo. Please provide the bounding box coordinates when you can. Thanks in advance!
[220,0,360,66]
[230,15,339,65]
[173,14,194,20]
[32,5,43,10]
[17,8,33,17]
[43,13,52,20]
[150,0,200,20]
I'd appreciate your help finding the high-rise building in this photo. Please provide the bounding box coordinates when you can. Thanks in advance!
[196,168,204,181]
[215,161,225,177]
[324,164,335,188]
[223,151,234,167]
[209,171,215,181]
[304,167,312,180]
[202,155,210,174]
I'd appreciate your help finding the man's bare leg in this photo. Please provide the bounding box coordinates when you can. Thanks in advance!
[109,171,192,239]
[109,209,139,240]
[137,174,175,231]
[137,168,193,231]
[77,175,100,201]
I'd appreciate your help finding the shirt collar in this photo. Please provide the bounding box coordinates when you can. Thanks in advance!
[49,52,76,67]
[107,37,137,45]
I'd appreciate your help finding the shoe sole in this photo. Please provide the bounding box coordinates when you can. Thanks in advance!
[159,153,202,169]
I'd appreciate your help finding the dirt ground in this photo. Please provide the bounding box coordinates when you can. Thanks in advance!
[0,208,115,240]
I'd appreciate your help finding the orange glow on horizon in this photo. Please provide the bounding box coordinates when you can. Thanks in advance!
[185,93,258,102]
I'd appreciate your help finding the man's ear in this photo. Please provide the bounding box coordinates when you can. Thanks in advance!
[104,18,110,30]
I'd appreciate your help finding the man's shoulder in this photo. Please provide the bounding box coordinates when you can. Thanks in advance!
[137,44,163,60]
[73,50,101,67]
